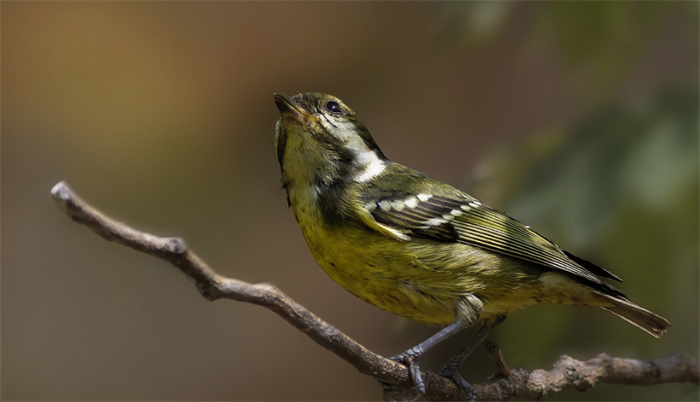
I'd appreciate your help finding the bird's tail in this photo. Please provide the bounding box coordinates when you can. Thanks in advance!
[602,297,670,338]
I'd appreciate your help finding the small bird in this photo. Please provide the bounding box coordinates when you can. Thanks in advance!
[273,92,670,398]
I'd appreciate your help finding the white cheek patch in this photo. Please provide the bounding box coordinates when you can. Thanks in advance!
[319,115,387,182]
[319,117,358,143]
[328,119,356,141]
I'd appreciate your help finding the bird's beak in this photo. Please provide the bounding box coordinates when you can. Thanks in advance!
[274,93,312,125]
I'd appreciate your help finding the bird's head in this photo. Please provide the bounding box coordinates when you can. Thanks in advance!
[274,93,388,190]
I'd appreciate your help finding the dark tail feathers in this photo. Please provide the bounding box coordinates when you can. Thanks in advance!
[603,297,670,338]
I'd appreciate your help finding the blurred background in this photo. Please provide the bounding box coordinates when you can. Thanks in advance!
[2,2,698,400]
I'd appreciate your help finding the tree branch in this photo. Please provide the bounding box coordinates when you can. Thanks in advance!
[50,181,698,400]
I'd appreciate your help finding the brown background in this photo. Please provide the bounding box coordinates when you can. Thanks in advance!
[3,2,698,400]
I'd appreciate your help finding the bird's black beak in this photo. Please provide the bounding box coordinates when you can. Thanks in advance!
[274,93,316,127]
[274,93,295,113]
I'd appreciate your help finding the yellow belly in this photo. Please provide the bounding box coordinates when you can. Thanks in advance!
[299,217,555,326]
[291,194,607,327]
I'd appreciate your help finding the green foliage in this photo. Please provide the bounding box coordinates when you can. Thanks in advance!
[494,86,698,247]
[475,85,699,383]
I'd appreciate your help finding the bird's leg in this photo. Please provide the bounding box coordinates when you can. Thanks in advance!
[439,315,506,401]
[388,320,467,394]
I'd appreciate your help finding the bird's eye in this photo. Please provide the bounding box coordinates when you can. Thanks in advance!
[325,100,342,113]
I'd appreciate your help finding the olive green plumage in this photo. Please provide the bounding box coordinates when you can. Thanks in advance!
[273,91,669,395]
[274,92,669,340]
[273,96,674,402]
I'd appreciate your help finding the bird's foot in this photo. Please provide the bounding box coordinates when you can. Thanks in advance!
[389,348,426,395]
[439,357,476,402]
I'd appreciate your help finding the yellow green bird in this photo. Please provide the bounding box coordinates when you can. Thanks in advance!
[273,92,670,398]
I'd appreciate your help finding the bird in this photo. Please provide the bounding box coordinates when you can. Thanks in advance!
[272,91,670,398]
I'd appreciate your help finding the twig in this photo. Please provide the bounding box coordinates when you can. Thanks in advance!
[485,339,511,377]
[50,181,699,401]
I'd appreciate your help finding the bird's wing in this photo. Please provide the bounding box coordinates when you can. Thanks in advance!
[358,188,622,286]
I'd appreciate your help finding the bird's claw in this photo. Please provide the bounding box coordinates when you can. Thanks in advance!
[440,361,476,402]
[389,352,426,395]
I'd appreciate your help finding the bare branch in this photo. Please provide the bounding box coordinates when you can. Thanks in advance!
[51,181,698,400]
[510,353,699,400]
